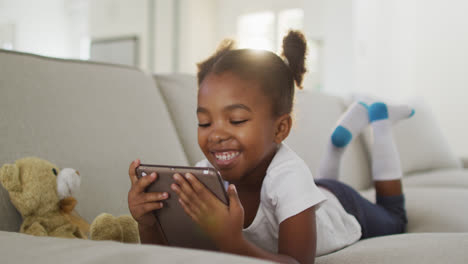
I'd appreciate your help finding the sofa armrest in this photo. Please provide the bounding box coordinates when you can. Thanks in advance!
[461,157,468,169]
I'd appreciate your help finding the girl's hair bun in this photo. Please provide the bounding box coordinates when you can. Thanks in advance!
[281,30,307,90]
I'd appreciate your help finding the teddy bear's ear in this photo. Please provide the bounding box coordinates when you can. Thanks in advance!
[0,163,22,192]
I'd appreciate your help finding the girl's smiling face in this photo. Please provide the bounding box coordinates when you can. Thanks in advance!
[197,72,281,186]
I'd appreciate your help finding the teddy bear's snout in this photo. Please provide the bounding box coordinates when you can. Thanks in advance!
[57,168,81,200]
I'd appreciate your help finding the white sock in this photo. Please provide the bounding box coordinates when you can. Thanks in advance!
[334,101,370,142]
[368,102,414,181]
[387,104,415,123]
[370,120,402,181]
[317,102,369,179]
[317,142,345,179]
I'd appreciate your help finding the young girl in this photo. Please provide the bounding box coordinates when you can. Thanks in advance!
[127,31,411,264]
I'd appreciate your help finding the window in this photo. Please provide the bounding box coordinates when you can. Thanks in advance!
[237,8,322,90]
[237,11,275,51]
[237,9,304,53]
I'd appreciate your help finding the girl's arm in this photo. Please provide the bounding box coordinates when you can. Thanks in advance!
[172,173,317,264]
[278,207,317,264]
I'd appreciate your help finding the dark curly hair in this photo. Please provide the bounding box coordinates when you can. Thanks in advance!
[197,30,307,117]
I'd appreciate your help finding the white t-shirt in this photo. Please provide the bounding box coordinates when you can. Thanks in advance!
[196,143,361,256]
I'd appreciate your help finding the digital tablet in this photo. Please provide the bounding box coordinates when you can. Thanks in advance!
[135,164,229,251]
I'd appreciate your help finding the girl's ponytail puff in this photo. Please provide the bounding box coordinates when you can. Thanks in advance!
[281,30,307,90]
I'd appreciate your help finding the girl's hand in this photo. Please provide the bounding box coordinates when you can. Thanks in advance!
[172,173,244,247]
[127,159,169,227]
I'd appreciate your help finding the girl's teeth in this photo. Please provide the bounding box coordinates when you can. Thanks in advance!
[215,152,239,161]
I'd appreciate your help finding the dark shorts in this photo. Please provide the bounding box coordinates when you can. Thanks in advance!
[315,179,407,239]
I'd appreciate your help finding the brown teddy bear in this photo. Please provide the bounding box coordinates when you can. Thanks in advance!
[0,157,139,243]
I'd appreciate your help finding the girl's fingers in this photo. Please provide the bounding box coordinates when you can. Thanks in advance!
[171,177,204,216]
[128,159,141,185]
[171,182,192,205]
[173,173,191,192]
[178,198,199,223]
[134,202,164,218]
[185,173,215,204]
[129,160,158,194]
[172,173,200,203]
[134,172,157,193]
[227,184,243,215]
[185,173,221,209]
[184,173,205,194]
[143,191,168,203]
[142,202,164,212]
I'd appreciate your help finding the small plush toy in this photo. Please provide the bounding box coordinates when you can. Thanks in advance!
[0,157,139,243]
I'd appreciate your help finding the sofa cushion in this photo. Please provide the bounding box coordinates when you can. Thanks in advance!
[405,187,468,233]
[316,233,468,264]
[286,90,372,190]
[0,231,272,264]
[1,230,466,264]
[153,74,204,165]
[362,98,461,176]
[0,50,189,226]
[360,187,468,233]
[403,169,468,188]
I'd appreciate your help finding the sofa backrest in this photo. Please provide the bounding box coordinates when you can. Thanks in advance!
[153,74,373,191]
[286,90,372,190]
[154,74,205,165]
[0,50,188,231]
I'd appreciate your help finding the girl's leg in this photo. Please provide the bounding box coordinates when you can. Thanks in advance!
[369,101,414,196]
[364,102,413,237]
[369,102,414,183]
[316,101,414,239]
[317,101,369,179]
[315,178,407,239]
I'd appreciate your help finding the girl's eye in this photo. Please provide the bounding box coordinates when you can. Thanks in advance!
[198,123,211,128]
[231,120,247,125]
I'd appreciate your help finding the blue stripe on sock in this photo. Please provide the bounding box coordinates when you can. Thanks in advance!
[369,102,389,122]
[409,109,415,118]
[331,126,352,148]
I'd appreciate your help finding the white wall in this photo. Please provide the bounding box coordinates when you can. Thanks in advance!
[413,0,468,156]
[0,0,71,58]
[153,0,175,73]
[0,0,166,71]
[353,0,468,156]
[177,0,218,74]
[304,0,353,95]
[89,0,149,69]
[354,0,417,99]
[88,0,217,74]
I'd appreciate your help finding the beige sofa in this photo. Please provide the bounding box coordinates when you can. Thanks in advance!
[1,49,467,263]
